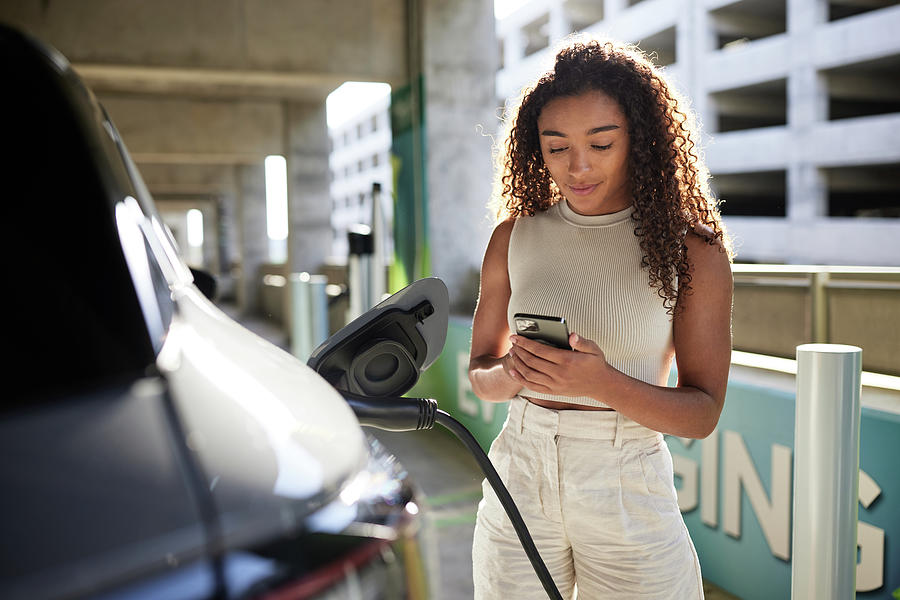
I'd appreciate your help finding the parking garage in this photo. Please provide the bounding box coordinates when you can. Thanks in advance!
[2,1,899,599]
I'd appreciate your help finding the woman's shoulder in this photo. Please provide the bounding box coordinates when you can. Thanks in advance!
[685,223,728,253]
[684,225,732,284]
[484,217,516,260]
[492,216,517,238]
[491,205,557,249]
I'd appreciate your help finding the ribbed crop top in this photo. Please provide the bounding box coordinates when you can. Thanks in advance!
[507,200,674,408]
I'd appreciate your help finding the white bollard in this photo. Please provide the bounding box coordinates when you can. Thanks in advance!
[791,343,862,600]
[290,272,329,361]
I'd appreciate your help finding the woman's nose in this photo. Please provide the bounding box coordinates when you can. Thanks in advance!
[567,148,591,175]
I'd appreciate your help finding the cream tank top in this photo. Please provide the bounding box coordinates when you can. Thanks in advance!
[507,200,674,408]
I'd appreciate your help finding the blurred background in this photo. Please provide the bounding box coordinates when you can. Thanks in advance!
[3,0,897,367]
[1,1,897,598]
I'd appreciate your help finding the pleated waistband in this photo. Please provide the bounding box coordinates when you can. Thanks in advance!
[509,396,662,447]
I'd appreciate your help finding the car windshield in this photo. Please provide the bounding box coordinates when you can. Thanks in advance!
[3,30,171,408]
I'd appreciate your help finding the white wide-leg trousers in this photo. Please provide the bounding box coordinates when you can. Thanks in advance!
[472,397,704,599]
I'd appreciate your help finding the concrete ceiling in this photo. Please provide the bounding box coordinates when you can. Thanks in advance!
[1,0,409,101]
[0,0,412,199]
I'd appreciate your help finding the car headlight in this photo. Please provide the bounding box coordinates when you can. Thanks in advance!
[229,435,435,600]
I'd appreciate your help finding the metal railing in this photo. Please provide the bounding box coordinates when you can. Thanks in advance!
[731,264,900,375]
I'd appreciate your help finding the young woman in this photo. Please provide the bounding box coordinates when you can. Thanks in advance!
[469,37,734,599]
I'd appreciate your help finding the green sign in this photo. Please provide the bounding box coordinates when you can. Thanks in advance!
[389,78,430,291]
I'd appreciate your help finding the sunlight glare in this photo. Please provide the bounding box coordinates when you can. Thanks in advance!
[187,208,203,248]
[326,82,391,129]
[494,0,530,19]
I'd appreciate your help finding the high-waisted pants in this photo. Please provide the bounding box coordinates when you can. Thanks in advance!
[472,397,704,599]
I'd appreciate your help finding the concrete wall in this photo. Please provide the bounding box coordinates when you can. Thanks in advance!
[424,0,498,315]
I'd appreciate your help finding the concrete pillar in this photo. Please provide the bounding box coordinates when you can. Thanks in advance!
[215,184,240,301]
[605,0,628,22]
[201,201,220,274]
[218,188,238,275]
[788,162,828,220]
[787,0,829,225]
[548,0,570,42]
[505,24,527,70]
[423,0,497,314]
[678,0,718,136]
[236,163,268,315]
[285,101,333,275]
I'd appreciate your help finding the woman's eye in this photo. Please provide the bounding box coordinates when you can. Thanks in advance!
[592,144,612,150]
[548,147,568,154]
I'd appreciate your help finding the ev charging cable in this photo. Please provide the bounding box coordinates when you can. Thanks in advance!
[342,392,564,600]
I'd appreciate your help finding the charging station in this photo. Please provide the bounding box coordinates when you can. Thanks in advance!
[307,277,563,599]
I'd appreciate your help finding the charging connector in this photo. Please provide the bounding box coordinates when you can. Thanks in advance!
[341,392,437,431]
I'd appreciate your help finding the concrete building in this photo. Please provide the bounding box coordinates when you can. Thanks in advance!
[328,88,394,261]
[497,0,900,265]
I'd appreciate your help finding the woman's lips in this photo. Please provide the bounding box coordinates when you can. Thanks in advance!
[567,183,598,196]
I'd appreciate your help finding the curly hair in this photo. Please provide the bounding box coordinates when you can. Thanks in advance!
[492,37,733,314]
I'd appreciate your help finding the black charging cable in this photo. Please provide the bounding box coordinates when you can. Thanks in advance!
[342,393,564,600]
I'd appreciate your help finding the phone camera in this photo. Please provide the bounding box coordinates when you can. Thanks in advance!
[516,319,539,332]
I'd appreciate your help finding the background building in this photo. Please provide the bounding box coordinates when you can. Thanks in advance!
[496,0,900,265]
[328,85,394,261]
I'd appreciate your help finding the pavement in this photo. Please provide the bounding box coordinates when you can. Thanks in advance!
[375,428,482,600]
[224,303,739,600]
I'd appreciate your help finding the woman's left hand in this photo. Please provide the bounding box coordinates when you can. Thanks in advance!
[507,332,610,399]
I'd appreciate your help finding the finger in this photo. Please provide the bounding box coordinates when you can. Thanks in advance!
[509,349,555,387]
[503,353,525,382]
[510,335,567,364]
[510,344,557,374]
[569,332,602,355]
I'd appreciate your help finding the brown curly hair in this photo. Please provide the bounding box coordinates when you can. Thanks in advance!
[493,37,733,314]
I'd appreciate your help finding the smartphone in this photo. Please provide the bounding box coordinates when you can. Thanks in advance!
[513,313,571,350]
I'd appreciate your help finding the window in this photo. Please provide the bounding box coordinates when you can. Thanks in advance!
[826,163,900,218]
[523,14,550,57]
[711,0,786,49]
[637,27,676,67]
[824,55,900,121]
[711,78,787,133]
[828,0,899,21]
[711,170,787,217]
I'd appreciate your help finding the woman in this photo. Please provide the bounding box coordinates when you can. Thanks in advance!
[469,37,734,599]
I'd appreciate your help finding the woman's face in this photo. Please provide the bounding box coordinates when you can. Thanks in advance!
[536,89,631,216]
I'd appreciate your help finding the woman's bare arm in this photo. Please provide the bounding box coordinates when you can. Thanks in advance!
[468,219,523,402]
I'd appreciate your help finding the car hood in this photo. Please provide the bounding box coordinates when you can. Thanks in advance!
[158,285,369,548]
